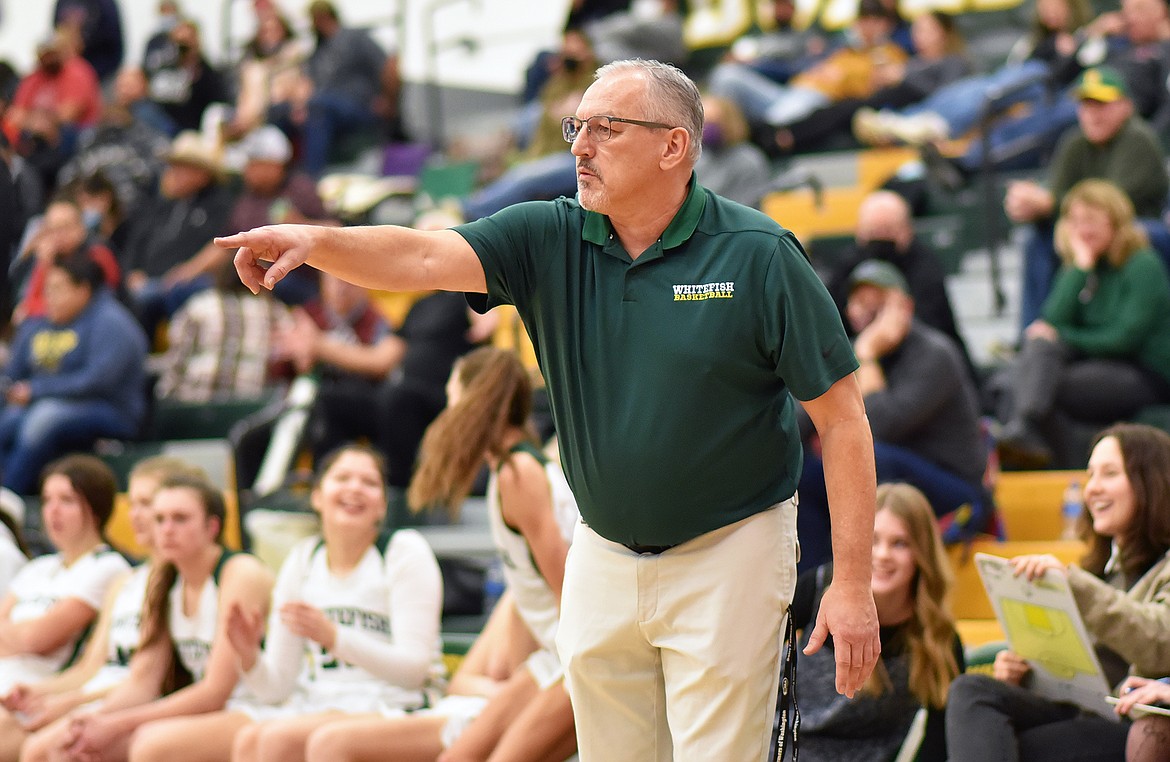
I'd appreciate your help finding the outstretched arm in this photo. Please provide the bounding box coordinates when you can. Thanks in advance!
[800,373,880,698]
[217,224,486,296]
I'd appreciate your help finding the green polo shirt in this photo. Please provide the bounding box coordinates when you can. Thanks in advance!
[1043,248,1170,383]
[456,177,858,547]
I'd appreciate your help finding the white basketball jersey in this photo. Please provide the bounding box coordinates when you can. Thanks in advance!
[0,545,129,692]
[77,563,152,695]
[293,532,435,709]
[487,443,578,653]
[169,552,236,681]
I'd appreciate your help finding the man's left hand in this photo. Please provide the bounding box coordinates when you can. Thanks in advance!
[803,579,880,697]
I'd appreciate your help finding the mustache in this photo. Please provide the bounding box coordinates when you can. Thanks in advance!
[576,162,599,177]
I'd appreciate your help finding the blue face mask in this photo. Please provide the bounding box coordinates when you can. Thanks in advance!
[81,208,102,231]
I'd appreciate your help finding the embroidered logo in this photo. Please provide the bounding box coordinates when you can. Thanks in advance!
[672,282,735,301]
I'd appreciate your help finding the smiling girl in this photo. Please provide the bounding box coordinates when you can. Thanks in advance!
[124,444,443,762]
[947,422,1170,761]
[0,455,128,701]
[791,482,964,761]
[304,347,578,762]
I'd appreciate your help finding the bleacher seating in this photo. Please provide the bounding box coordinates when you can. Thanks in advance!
[993,469,1084,541]
[760,147,919,243]
[949,470,1090,648]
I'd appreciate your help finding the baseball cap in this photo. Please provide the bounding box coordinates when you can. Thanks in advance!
[241,125,292,164]
[848,259,910,294]
[1076,67,1129,103]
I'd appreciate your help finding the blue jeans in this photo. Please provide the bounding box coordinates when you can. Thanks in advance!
[304,92,379,176]
[871,441,991,544]
[131,99,179,138]
[904,60,1051,136]
[0,398,138,495]
[707,62,829,126]
[958,91,1078,172]
[129,275,212,339]
[461,151,577,221]
[271,93,379,177]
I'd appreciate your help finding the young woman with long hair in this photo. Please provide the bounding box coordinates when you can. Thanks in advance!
[793,482,964,761]
[948,423,1170,761]
[4,457,202,761]
[0,455,129,758]
[124,444,443,762]
[0,456,128,691]
[303,346,579,762]
[21,474,272,762]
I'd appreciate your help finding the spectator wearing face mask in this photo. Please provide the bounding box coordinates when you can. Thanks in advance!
[72,170,130,255]
[799,261,991,569]
[4,31,102,186]
[143,17,230,136]
[459,27,598,221]
[266,0,387,177]
[825,190,974,380]
[692,94,772,208]
[55,67,172,218]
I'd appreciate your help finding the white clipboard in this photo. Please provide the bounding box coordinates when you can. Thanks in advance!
[974,553,1117,720]
[1105,695,1170,719]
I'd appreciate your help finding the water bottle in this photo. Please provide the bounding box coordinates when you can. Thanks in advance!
[483,559,505,615]
[1061,480,1082,540]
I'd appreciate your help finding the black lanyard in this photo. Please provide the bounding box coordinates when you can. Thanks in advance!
[768,607,800,762]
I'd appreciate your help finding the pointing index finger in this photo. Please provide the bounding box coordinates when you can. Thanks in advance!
[215,232,250,249]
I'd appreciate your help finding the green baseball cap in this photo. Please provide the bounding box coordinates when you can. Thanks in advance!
[848,259,910,294]
[1076,66,1129,103]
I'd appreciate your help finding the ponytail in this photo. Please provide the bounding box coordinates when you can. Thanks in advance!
[139,561,192,693]
[137,475,224,694]
[408,348,535,518]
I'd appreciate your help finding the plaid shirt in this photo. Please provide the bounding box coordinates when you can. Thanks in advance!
[155,290,287,402]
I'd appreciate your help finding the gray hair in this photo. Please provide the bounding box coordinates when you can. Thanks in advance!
[594,59,704,162]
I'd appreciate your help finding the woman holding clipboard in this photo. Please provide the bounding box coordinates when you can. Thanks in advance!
[947,423,1170,761]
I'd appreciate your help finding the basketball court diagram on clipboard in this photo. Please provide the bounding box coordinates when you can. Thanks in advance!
[974,553,1117,720]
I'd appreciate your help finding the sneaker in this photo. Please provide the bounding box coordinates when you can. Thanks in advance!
[886,112,950,146]
[996,420,1053,469]
[853,107,894,146]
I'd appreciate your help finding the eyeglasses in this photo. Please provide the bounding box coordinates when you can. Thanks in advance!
[561,115,675,143]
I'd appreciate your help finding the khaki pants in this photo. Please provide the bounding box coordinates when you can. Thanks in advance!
[557,501,799,762]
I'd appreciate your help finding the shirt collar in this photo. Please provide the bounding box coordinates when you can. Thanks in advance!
[1104,541,1122,577]
[582,172,707,252]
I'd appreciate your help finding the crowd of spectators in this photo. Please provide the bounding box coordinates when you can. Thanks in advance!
[1,0,1170,757]
[0,1,490,498]
[0,0,1165,509]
